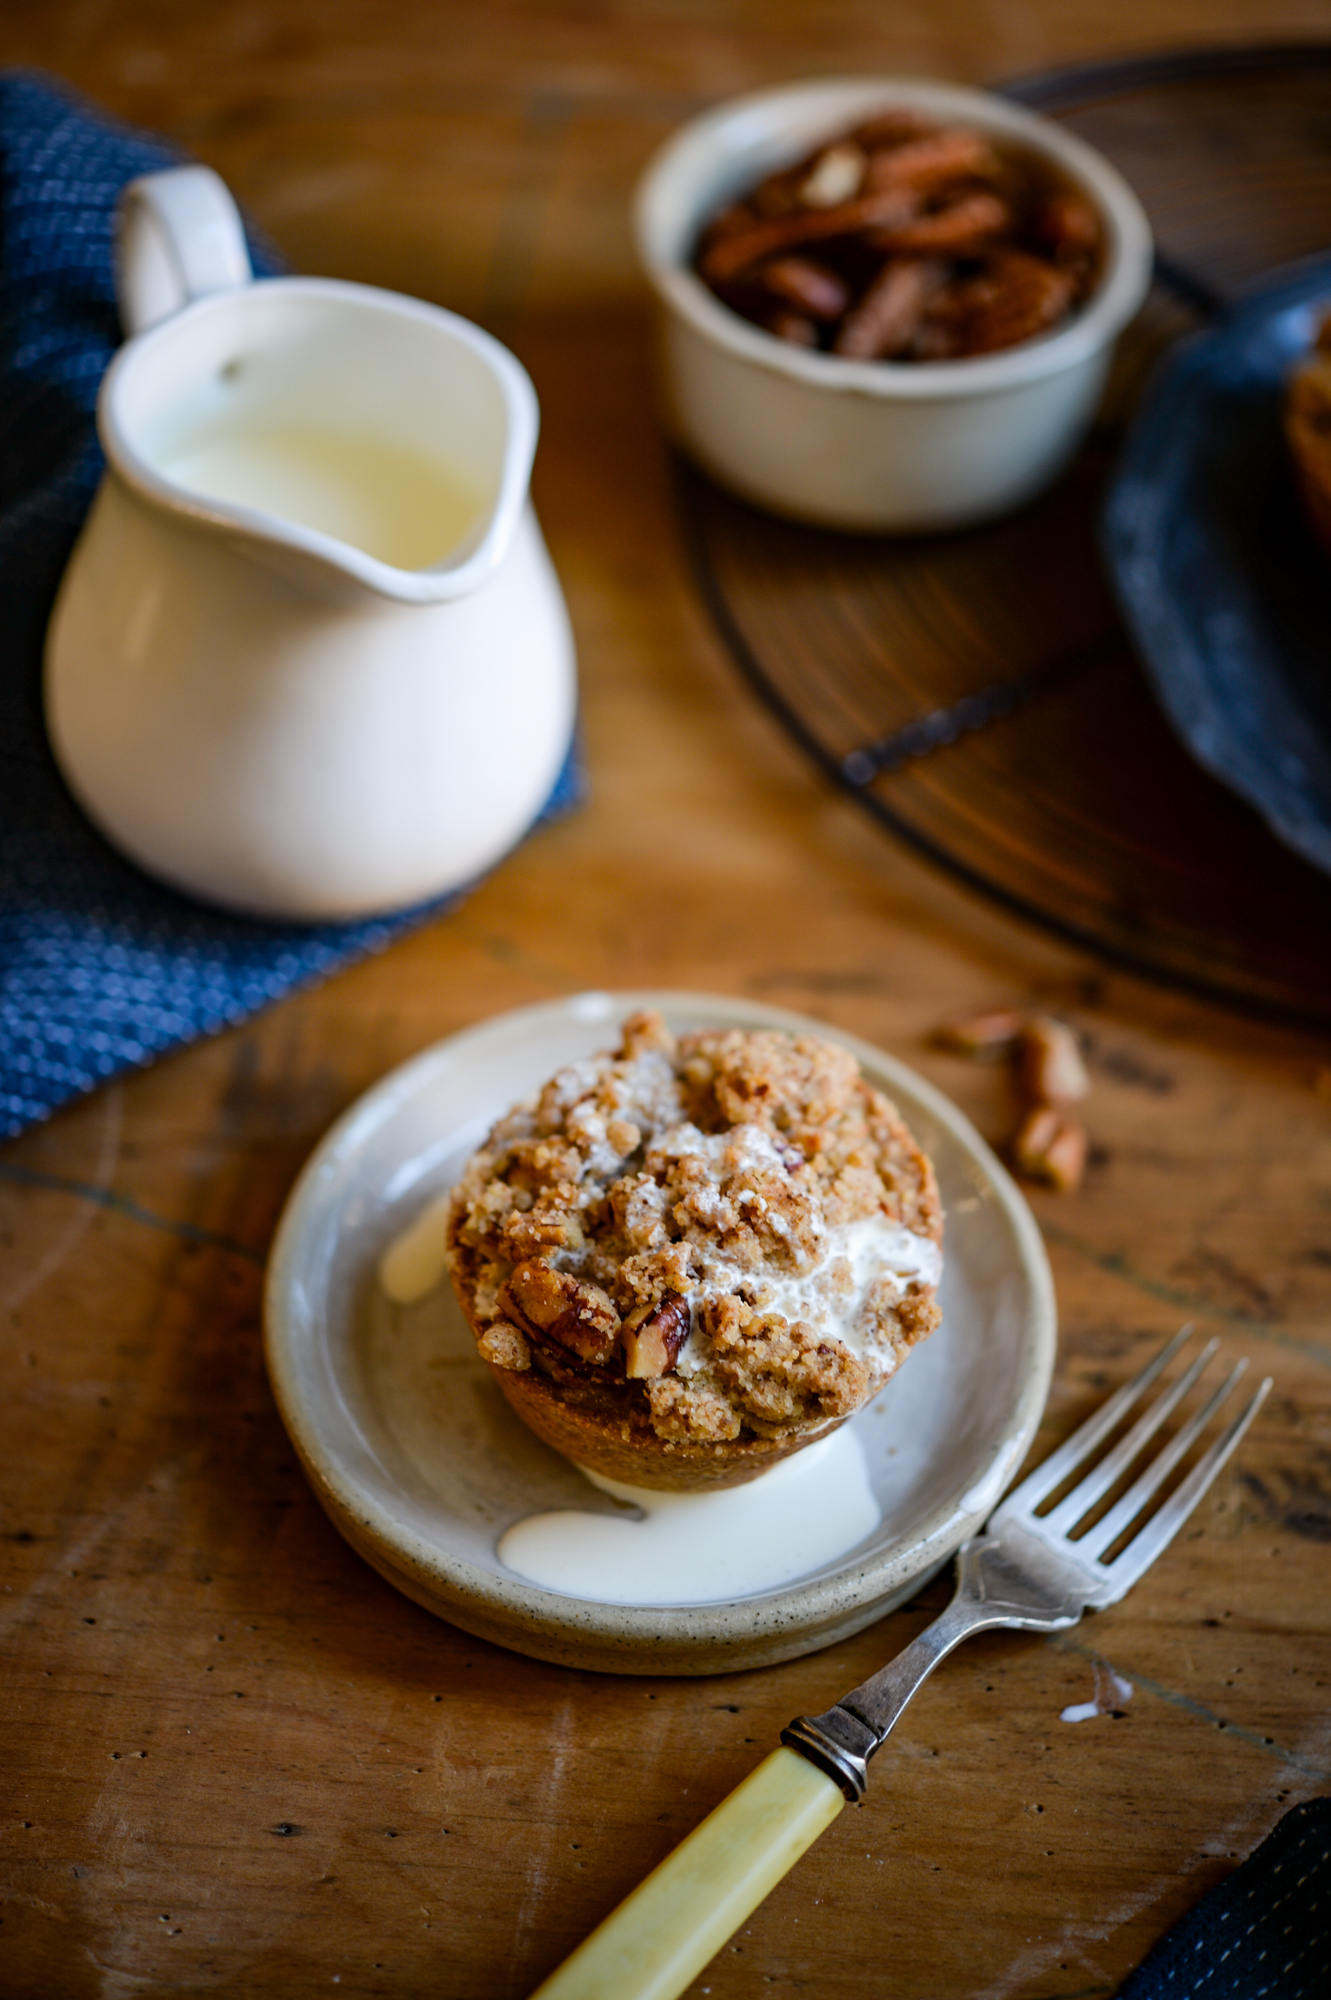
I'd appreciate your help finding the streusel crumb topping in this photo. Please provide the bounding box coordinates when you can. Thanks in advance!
[447,1012,942,1447]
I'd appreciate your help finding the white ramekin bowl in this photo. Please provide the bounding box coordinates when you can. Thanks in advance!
[633,77,1154,532]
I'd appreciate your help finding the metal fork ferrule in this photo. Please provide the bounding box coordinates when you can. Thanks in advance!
[781,1705,878,1803]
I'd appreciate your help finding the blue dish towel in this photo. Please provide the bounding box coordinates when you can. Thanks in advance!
[1120,1797,1331,1999]
[0,70,579,1143]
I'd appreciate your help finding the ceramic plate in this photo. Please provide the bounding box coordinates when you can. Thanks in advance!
[263,992,1056,1676]
[1103,255,1331,878]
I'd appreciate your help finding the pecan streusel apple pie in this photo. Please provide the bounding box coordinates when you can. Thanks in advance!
[446,1011,943,1490]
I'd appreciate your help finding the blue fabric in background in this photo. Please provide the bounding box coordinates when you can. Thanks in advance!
[0,71,579,1142]
[1119,1796,1331,2000]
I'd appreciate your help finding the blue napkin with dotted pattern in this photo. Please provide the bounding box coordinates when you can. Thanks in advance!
[0,71,579,1141]
[1119,1796,1331,1999]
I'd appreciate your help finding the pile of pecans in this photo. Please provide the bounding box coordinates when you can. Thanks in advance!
[695,109,1103,362]
[934,1007,1091,1191]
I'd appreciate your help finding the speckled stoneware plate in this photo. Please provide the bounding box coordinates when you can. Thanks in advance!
[263,992,1056,1676]
[1103,255,1331,878]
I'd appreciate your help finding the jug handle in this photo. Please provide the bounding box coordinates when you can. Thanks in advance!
[116,165,253,338]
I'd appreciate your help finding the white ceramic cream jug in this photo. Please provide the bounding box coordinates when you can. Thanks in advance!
[45,166,577,921]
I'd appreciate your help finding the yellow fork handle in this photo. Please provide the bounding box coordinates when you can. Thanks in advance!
[529,1746,845,2000]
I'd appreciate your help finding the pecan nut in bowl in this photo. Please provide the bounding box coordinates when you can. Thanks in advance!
[695,109,1104,364]
[445,1011,943,1491]
[633,77,1153,531]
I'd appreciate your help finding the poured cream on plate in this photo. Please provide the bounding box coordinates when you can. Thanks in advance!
[497,1426,882,1605]
[377,1164,925,1604]
[378,1188,941,1358]
[379,1190,454,1305]
[679,1212,941,1374]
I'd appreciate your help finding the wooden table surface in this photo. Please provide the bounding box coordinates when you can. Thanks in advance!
[4,5,1330,1995]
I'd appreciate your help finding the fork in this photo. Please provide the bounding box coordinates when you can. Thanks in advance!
[530,1329,1271,2000]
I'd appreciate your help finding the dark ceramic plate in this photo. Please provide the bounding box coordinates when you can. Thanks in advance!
[1103,257,1331,877]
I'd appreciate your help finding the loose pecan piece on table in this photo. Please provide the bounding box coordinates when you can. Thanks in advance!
[932,1004,1092,1192]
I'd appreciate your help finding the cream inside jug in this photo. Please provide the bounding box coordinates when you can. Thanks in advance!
[163,424,483,571]
[119,283,513,583]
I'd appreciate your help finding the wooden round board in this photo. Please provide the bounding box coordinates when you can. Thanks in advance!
[678,43,1331,1031]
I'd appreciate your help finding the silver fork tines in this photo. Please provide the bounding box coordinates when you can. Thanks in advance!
[992,1321,1196,1523]
[989,1331,1268,1598]
[1075,1356,1247,1563]
[1096,1363,1268,1587]
[1029,1335,1221,1537]
[782,1330,1273,1802]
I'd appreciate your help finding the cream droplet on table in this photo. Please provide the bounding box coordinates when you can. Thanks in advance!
[1060,1660,1133,1722]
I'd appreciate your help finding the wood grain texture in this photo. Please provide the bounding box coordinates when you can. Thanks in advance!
[2,5,1330,1997]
